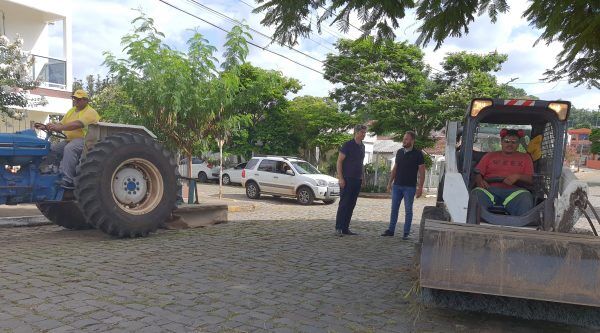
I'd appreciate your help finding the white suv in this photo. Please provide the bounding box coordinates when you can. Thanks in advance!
[241,156,339,205]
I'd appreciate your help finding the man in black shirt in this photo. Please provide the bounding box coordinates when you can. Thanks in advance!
[381,131,425,240]
[335,124,367,236]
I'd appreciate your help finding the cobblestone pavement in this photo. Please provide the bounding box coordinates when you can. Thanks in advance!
[0,184,594,332]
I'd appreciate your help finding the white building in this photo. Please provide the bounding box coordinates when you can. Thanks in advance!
[1,0,73,132]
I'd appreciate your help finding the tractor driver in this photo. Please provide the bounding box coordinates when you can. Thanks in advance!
[36,89,100,189]
[472,129,534,216]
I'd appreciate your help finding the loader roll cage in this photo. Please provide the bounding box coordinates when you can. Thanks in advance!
[459,99,570,228]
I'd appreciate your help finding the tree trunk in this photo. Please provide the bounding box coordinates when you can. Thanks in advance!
[187,153,193,178]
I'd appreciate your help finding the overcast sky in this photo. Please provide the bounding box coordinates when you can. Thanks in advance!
[63,0,599,110]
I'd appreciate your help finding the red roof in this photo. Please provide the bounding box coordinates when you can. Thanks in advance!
[568,128,591,135]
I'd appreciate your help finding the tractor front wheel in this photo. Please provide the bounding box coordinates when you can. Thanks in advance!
[75,133,178,238]
[36,202,92,230]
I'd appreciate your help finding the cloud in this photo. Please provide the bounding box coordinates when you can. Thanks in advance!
[70,0,598,109]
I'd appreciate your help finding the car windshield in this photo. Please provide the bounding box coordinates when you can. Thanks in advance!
[292,161,320,174]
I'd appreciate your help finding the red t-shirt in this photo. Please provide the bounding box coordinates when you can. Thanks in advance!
[475,151,534,189]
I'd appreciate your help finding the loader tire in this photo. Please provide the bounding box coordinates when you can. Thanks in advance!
[75,133,178,238]
[36,202,93,230]
[418,206,449,242]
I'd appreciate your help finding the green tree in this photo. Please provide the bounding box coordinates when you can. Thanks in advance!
[324,37,440,147]
[287,96,353,163]
[72,74,111,98]
[434,51,533,119]
[254,0,599,88]
[590,128,600,156]
[227,63,301,158]
[568,107,600,129]
[103,14,221,172]
[91,82,138,125]
[0,35,45,119]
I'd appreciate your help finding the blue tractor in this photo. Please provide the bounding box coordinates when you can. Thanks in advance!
[0,123,178,237]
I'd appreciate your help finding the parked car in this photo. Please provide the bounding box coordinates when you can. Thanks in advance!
[212,162,247,185]
[178,157,218,183]
[241,156,339,205]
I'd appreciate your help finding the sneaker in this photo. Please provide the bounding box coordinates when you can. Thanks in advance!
[381,230,394,237]
[402,234,410,240]
[342,230,358,235]
[335,229,344,237]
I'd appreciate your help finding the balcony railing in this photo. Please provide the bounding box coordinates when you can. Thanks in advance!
[31,54,67,90]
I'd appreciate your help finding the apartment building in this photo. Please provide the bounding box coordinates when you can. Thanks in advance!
[0,0,72,132]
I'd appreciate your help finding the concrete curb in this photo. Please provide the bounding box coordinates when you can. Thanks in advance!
[0,216,52,228]
[227,203,256,212]
[359,192,391,199]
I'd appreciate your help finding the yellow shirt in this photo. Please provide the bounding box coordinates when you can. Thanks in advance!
[60,105,100,140]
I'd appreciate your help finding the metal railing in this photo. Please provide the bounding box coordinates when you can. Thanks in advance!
[31,54,66,89]
[363,158,445,193]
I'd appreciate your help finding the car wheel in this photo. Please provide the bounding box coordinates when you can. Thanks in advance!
[323,199,336,205]
[222,174,231,185]
[296,186,314,205]
[246,181,261,199]
[198,171,208,183]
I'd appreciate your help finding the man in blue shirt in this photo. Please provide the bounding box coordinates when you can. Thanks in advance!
[335,124,367,236]
[381,131,425,240]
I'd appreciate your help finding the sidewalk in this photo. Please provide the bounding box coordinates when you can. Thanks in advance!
[0,204,51,228]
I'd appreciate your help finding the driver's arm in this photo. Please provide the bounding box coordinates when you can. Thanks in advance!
[474,173,489,189]
[517,174,533,185]
[48,120,84,132]
[515,155,535,185]
[56,120,84,131]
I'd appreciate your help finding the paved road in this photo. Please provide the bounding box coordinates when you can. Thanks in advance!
[0,184,594,332]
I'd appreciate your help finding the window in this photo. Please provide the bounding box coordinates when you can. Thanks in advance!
[473,124,532,153]
[245,159,259,170]
[235,162,247,170]
[257,159,277,172]
[291,161,320,174]
[579,134,589,140]
[179,157,204,165]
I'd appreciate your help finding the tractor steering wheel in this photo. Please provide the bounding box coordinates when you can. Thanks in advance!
[34,123,67,140]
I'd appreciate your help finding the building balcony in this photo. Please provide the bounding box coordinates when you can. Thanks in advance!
[31,54,66,90]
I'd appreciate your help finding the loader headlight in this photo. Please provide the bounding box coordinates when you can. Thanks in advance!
[470,99,493,117]
[548,102,570,121]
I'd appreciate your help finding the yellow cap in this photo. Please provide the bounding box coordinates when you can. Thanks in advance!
[72,89,89,99]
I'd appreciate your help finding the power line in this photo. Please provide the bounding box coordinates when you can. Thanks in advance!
[237,0,343,49]
[157,0,326,76]
[158,0,451,101]
[180,0,422,94]
[223,0,336,52]
[318,4,365,35]
[184,0,329,64]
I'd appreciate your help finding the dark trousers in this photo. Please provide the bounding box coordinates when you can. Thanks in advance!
[335,178,362,232]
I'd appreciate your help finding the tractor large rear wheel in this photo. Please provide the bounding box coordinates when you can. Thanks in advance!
[36,202,92,230]
[75,133,178,238]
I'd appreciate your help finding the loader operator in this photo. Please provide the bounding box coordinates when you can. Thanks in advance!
[35,89,100,190]
[472,129,534,216]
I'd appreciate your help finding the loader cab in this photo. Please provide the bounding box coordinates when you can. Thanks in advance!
[459,99,570,228]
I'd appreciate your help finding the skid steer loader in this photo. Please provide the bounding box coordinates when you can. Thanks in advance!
[0,122,178,237]
[417,99,600,324]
